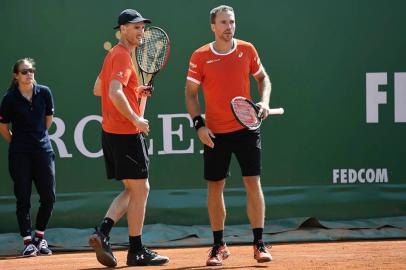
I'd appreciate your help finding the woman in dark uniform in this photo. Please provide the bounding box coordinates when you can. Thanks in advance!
[0,58,55,257]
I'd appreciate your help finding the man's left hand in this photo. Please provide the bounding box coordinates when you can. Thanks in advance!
[256,102,270,120]
[136,85,153,97]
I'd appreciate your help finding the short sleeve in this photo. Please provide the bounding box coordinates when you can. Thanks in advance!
[186,52,203,85]
[0,95,11,123]
[43,87,54,115]
[249,44,262,76]
[110,52,133,86]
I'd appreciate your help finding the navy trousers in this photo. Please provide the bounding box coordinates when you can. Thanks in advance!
[8,151,56,237]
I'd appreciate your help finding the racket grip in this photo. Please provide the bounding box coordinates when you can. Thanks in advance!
[140,96,147,117]
[268,108,284,115]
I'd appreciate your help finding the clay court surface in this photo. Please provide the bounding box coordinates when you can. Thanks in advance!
[1,240,405,270]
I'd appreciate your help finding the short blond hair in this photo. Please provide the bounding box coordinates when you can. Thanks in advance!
[210,5,234,24]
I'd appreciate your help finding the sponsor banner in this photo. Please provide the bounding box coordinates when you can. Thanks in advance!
[0,0,405,229]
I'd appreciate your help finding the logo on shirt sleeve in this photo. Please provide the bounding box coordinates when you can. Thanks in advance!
[189,62,197,69]
[116,71,124,78]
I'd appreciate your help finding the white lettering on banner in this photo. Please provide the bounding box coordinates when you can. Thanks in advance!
[158,113,194,155]
[332,168,388,184]
[147,140,153,155]
[48,114,200,158]
[74,115,103,158]
[395,73,406,122]
[366,73,387,123]
[49,117,73,158]
[366,72,406,123]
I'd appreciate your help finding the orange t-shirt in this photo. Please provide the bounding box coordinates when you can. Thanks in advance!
[98,44,141,134]
[186,39,262,133]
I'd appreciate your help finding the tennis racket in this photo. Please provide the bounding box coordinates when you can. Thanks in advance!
[136,26,170,116]
[230,96,284,130]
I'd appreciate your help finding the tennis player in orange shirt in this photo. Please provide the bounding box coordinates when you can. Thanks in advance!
[185,5,273,266]
[88,9,168,267]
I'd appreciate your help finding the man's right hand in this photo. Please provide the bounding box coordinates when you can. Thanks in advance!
[197,127,215,148]
[132,116,150,135]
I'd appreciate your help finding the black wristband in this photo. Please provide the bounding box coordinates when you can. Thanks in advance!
[193,115,205,131]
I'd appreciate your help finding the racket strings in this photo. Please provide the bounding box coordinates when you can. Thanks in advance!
[136,29,169,73]
[232,100,259,126]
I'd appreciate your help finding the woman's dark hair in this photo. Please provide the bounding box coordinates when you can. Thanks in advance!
[8,58,36,91]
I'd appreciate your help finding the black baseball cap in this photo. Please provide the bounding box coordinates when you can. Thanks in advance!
[113,9,151,29]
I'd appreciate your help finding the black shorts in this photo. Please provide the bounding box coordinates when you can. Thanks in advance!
[204,128,261,181]
[102,131,149,180]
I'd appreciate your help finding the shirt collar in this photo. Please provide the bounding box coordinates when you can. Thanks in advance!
[32,84,39,95]
[210,38,237,56]
[15,83,37,99]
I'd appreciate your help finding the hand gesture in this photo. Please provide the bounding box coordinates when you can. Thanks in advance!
[136,85,153,97]
[256,101,270,120]
[133,116,150,135]
[197,127,215,148]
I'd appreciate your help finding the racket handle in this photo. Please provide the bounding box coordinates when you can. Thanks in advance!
[268,108,284,115]
[140,96,147,117]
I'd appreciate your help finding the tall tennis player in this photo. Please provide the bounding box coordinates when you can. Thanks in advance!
[185,5,273,266]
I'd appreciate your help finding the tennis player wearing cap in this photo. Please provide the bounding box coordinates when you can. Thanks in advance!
[185,5,273,266]
[88,9,169,267]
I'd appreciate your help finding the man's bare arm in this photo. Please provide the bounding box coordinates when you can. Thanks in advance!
[254,68,272,118]
[185,80,215,148]
[93,77,102,96]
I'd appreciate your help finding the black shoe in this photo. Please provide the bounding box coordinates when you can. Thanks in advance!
[35,239,52,255]
[89,227,117,267]
[22,243,38,257]
[127,246,169,266]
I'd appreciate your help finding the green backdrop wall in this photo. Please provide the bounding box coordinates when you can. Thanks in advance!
[0,0,405,233]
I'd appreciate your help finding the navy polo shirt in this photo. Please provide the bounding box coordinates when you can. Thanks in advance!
[0,84,54,153]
